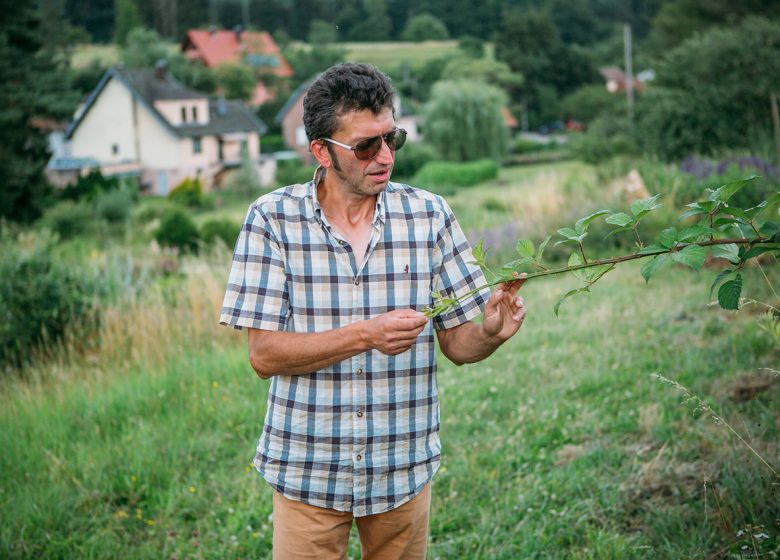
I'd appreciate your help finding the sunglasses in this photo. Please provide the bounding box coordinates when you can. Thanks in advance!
[322,128,407,160]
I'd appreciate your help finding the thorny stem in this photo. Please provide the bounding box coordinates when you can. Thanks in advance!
[423,237,774,317]
[633,225,643,248]
[578,242,588,264]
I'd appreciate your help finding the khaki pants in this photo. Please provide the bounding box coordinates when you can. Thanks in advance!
[272,484,431,560]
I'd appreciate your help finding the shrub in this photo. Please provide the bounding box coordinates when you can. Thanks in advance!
[0,234,98,368]
[39,200,95,239]
[134,199,178,224]
[412,159,498,195]
[200,218,240,249]
[155,208,200,253]
[275,158,317,187]
[168,177,203,208]
[569,115,638,164]
[95,187,136,223]
[61,170,121,202]
[401,13,450,41]
[392,142,439,180]
[261,134,286,153]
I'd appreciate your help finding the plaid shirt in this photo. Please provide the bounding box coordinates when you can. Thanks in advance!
[220,170,489,516]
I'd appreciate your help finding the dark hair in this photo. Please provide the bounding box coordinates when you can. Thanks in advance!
[303,62,395,142]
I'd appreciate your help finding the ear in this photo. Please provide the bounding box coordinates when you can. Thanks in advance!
[310,140,333,169]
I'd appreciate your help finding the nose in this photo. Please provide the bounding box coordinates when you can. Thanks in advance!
[374,137,394,165]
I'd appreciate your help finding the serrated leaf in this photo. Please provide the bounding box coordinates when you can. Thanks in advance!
[605,225,634,238]
[713,175,758,203]
[657,227,678,249]
[712,217,744,228]
[709,269,734,299]
[536,235,551,262]
[553,286,590,317]
[637,244,668,255]
[679,207,708,220]
[558,227,580,240]
[516,239,535,259]
[710,243,740,264]
[630,194,661,217]
[568,252,587,282]
[670,244,707,270]
[741,243,780,261]
[719,205,749,220]
[641,254,670,283]
[678,225,716,242]
[606,212,633,227]
[499,257,534,276]
[575,210,611,235]
[471,239,487,266]
[718,274,742,310]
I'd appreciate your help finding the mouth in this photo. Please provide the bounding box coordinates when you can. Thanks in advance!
[367,168,391,181]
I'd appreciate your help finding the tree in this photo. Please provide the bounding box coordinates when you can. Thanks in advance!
[0,3,78,222]
[401,13,449,41]
[121,27,170,68]
[308,19,338,44]
[114,0,142,47]
[440,57,523,96]
[424,80,508,162]
[637,16,780,160]
[214,63,255,102]
[549,0,606,46]
[348,0,391,41]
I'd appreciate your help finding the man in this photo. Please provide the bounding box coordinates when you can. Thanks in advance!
[220,62,525,559]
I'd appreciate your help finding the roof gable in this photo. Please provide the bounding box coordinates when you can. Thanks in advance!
[182,29,293,76]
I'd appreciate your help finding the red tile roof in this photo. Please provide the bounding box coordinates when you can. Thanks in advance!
[182,29,293,77]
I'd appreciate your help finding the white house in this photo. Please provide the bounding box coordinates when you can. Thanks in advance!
[51,64,268,194]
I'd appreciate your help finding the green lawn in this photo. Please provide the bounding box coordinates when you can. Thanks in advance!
[343,40,462,72]
[2,261,777,559]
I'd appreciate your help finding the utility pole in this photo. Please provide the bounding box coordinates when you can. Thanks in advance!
[242,0,250,29]
[624,23,635,122]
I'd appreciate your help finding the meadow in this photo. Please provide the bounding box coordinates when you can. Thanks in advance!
[1,161,778,559]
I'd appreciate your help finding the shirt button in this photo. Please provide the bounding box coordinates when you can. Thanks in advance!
[357,410,363,418]
[338,240,344,245]
[356,454,362,461]
[354,278,360,286]
[357,368,363,376]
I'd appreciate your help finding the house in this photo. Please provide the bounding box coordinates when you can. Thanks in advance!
[52,63,268,194]
[181,27,293,106]
[599,67,648,94]
[274,79,422,163]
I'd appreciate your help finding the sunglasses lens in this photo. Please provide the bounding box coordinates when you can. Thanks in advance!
[390,128,407,151]
[354,136,383,160]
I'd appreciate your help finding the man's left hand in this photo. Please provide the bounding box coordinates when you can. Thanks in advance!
[481,274,527,342]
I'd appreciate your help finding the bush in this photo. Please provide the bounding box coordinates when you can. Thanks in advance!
[95,187,136,223]
[392,142,439,179]
[61,170,121,202]
[0,234,98,368]
[133,199,178,224]
[412,159,498,195]
[275,158,317,187]
[168,177,203,208]
[261,134,286,153]
[200,218,240,249]
[401,13,450,41]
[39,200,95,239]
[155,208,200,253]
[569,115,638,164]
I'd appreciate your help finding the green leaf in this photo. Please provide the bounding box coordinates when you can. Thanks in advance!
[553,286,590,317]
[678,225,716,242]
[712,175,758,203]
[499,257,534,276]
[641,254,670,283]
[535,235,551,262]
[712,217,744,228]
[709,269,734,299]
[575,210,611,234]
[719,205,749,220]
[471,239,487,266]
[568,252,587,282]
[710,243,740,264]
[558,227,580,240]
[657,227,678,249]
[746,192,780,220]
[679,204,708,220]
[741,243,780,261]
[606,212,633,227]
[718,274,742,310]
[630,194,661,218]
[670,245,707,270]
[516,239,535,259]
[637,244,668,255]
[605,225,634,238]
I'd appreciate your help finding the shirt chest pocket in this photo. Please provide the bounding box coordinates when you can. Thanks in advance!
[388,256,432,311]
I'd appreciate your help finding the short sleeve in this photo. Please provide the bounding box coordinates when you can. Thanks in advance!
[431,197,490,331]
[219,203,290,331]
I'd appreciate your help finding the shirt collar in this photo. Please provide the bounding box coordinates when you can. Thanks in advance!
[310,166,387,226]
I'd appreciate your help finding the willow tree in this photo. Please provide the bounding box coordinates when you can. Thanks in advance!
[424,80,508,162]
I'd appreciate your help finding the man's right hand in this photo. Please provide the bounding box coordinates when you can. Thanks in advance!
[361,310,428,355]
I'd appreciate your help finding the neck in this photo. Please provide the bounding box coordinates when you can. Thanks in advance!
[318,173,377,226]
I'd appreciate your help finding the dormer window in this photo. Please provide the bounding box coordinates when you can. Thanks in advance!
[192,106,198,122]
[181,107,187,122]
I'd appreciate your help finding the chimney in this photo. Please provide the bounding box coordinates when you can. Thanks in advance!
[217,94,227,116]
[154,59,168,80]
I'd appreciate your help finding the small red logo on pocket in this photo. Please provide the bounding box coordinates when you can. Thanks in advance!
[403,264,409,273]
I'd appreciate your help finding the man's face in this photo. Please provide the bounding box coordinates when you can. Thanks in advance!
[325,107,396,197]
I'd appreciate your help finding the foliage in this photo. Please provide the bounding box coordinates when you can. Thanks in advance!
[275,158,317,187]
[283,44,346,89]
[154,207,200,253]
[200,218,240,249]
[225,146,261,196]
[424,80,508,163]
[392,142,440,179]
[425,176,779,317]
[214,63,254,102]
[439,57,523,95]
[412,159,499,195]
[167,177,203,208]
[346,0,392,41]
[0,231,98,368]
[61,170,122,202]
[114,0,142,47]
[260,134,285,153]
[457,35,485,58]
[559,84,623,124]
[569,115,638,164]
[0,2,78,222]
[401,13,450,41]
[39,200,96,240]
[120,27,170,68]
[308,19,338,44]
[636,16,780,161]
[95,186,137,224]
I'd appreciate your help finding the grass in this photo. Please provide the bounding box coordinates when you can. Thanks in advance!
[1,259,777,558]
[342,40,463,72]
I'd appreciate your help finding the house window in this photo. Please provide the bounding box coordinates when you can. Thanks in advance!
[192,137,202,154]
[192,106,198,122]
[112,143,119,155]
[181,107,187,122]
[295,126,308,147]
